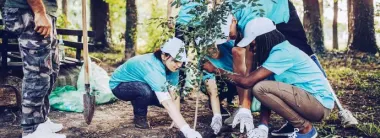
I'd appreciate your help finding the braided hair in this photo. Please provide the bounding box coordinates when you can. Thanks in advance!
[253,29,286,68]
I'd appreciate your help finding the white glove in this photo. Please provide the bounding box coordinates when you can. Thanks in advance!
[232,108,254,133]
[247,125,269,138]
[210,114,223,134]
[180,124,203,138]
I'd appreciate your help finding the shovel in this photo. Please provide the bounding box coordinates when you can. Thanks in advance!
[82,0,95,125]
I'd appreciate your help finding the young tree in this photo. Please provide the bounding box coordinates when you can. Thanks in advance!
[90,0,111,49]
[333,0,338,50]
[348,0,378,54]
[303,0,325,53]
[125,0,137,60]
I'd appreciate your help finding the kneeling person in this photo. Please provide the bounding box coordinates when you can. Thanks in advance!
[109,37,202,138]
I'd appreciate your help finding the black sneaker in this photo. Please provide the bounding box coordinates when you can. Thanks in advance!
[271,122,295,136]
[134,116,149,129]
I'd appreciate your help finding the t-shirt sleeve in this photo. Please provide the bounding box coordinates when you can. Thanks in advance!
[144,72,168,92]
[262,48,294,75]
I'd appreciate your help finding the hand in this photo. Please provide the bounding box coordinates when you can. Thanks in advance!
[232,108,254,133]
[168,18,174,29]
[210,114,223,134]
[180,124,203,138]
[202,61,216,73]
[34,13,52,38]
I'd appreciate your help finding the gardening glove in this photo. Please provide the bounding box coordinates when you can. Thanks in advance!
[180,124,203,138]
[232,108,254,133]
[247,125,269,138]
[210,114,223,134]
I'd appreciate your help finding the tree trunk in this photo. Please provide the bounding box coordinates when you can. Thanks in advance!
[125,0,137,60]
[90,0,111,49]
[62,0,68,28]
[318,0,323,23]
[332,0,338,50]
[303,0,325,53]
[348,0,378,54]
[347,0,353,49]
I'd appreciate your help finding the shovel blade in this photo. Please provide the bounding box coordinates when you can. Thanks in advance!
[83,93,95,125]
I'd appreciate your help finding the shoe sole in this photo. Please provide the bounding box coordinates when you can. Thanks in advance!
[271,132,294,136]
[271,132,318,138]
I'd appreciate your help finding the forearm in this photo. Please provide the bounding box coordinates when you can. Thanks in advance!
[161,99,187,128]
[216,69,252,89]
[167,0,174,18]
[27,0,46,14]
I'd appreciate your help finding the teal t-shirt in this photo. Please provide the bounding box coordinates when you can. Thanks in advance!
[203,40,234,80]
[230,0,290,35]
[109,53,179,92]
[177,0,203,25]
[5,0,58,17]
[262,41,334,109]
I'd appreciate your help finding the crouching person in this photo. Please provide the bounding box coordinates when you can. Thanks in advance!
[109,37,202,138]
[202,18,334,138]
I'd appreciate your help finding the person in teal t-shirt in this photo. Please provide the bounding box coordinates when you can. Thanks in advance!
[203,18,334,138]
[221,0,327,129]
[110,37,202,138]
[202,40,237,134]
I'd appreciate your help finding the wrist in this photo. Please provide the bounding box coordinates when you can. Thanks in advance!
[213,114,222,118]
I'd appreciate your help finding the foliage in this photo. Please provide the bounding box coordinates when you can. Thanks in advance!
[358,122,380,137]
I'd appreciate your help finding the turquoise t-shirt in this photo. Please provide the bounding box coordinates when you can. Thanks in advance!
[230,0,290,35]
[177,0,203,25]
[109,53,179,92]
[203,40,234,80]
[262,41,334,109]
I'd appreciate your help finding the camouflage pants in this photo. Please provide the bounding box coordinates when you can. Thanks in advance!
[2,7,60,134]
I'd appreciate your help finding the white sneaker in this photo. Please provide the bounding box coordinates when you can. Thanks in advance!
[39,118,64,133]
[22,124,66,138]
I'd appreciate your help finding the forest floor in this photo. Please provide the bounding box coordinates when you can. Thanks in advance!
[0,51,380,138]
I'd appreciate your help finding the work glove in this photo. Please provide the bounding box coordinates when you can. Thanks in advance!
[210,114,223,134]
[232,108,254,133]
[180,124,203,138]
[247,125,269,138]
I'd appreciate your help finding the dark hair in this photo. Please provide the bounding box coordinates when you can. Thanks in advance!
[254,29,286,67]
[153,49,170,62]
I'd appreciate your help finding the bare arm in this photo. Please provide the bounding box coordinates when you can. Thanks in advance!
[203,61,273,89]
[167,0,175,29]
[27,0,51,38]
[161,99,187,128]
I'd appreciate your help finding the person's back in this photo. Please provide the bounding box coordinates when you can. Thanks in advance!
[262,40,334,109]
[110,53,179,92]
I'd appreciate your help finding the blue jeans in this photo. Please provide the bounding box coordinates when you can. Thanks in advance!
[310,54,327,77]
[112,82,162,117]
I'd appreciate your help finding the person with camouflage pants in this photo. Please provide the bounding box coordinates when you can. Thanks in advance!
[2,0,65,137]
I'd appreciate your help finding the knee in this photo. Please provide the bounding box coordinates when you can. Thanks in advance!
[252,81,272,97]
[232,47,245,58]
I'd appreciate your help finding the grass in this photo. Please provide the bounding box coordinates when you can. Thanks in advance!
[63,45,125,66]
[357,122,380,137]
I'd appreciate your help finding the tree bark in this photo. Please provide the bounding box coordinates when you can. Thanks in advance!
[348,0,378,54]
[303,0,325,53]
[90,0,111,49]
[347,0,353,49]
[332,0,338,50]
[125,0,137,60]
[62,0,68,28]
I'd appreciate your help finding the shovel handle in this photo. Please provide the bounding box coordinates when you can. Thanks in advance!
[82,0,90,86]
